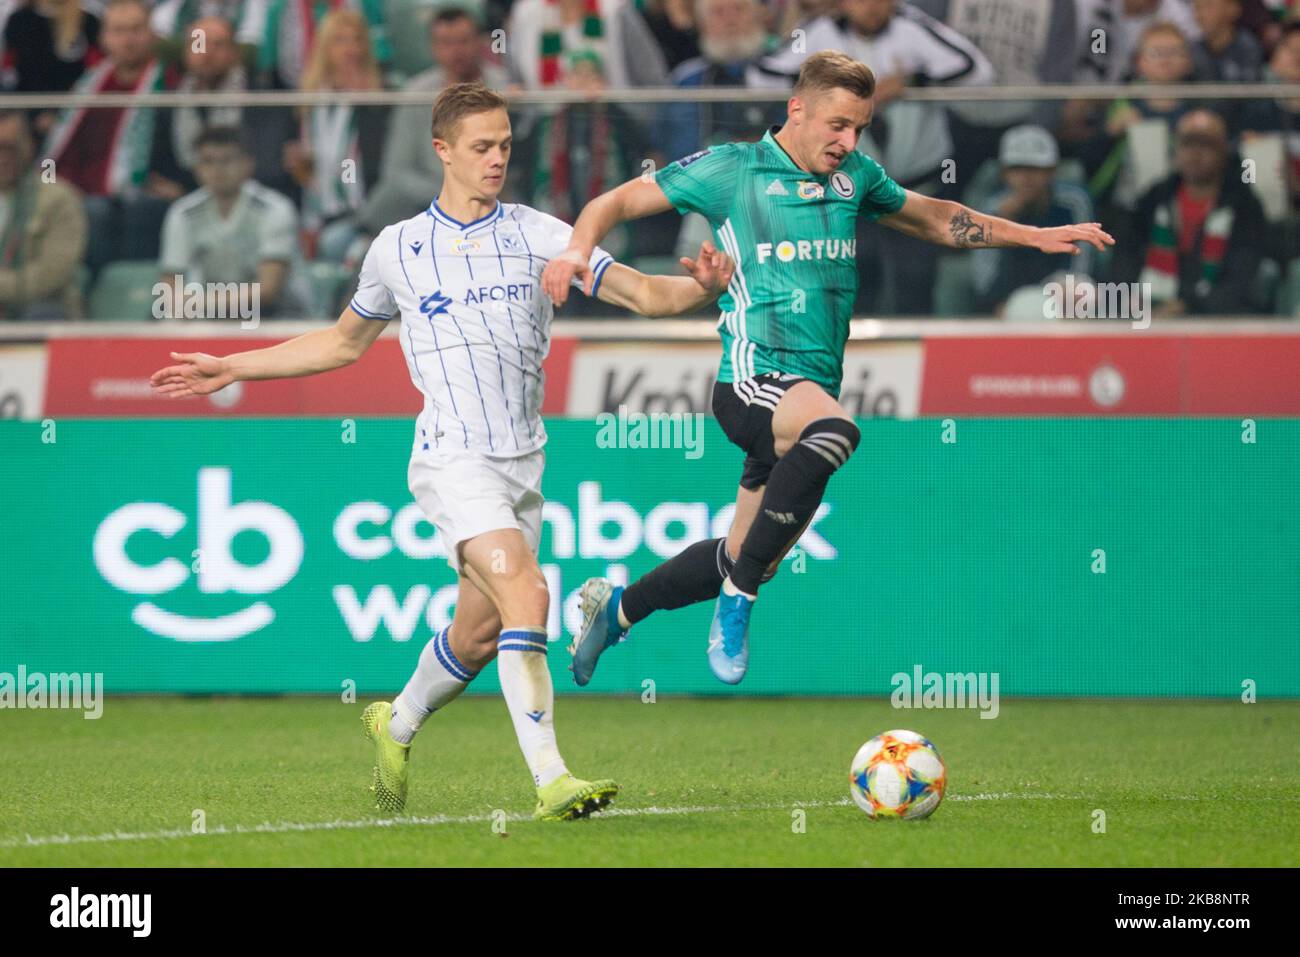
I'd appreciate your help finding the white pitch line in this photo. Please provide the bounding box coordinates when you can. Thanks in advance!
[0,793,1082,851]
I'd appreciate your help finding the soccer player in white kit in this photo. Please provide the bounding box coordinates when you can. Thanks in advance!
[150,83,735,821]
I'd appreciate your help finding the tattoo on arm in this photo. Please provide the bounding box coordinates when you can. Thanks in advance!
[949,209,990,248]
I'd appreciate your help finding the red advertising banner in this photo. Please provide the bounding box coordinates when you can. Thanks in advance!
[43,337,577,417]
[921,335,1300,416]
[35,333,1300,419]
[1183,336,1300,414]
[920,337,1183,415]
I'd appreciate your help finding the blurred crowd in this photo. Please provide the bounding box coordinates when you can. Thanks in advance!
[0,0,1297,320]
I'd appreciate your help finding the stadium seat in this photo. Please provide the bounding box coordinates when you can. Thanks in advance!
[1252,258,1280,314]
[384,0,455,82]
[88,261,163,321]
[933,255,976,317]
[1090,242,1115,284]
[1056,158,1086,187]
[1277,259,1300,317]
[309,261,355,316]
[1003,284,1052,322]
[960,158,1003,211]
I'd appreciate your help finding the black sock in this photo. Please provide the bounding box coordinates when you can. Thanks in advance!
[619,537,733,626]
[730,419,859,595]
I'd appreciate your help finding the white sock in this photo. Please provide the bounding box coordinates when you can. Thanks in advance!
[722,576,756,601]
[496,627,568,787]
[616,599,631,631]
[389,626,477,744]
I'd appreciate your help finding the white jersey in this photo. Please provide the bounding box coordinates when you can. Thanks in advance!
[350,199,614,457]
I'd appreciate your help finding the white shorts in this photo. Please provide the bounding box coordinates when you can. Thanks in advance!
[408,447,546,573]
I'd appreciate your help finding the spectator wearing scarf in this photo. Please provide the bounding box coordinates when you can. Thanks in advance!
[259,0,388,89]
[1083,21,1201,211]
[506,0,668,135]
[283,6,388,261]
[42,0,177,198]
[168,15,247,180]
[1122,109,1267,316]
[520,48,647,263]
[150,0,267,45]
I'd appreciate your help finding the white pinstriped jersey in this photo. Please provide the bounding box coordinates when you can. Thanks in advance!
[350,199,614,456]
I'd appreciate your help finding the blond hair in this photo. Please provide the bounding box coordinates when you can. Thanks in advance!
[430,81,509,142]
[300,9,382,94]
[793,50,876,101]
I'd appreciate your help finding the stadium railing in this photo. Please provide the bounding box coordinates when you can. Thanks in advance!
[0,82,1297,322]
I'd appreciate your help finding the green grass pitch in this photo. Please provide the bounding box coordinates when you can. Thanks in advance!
[1,697,1296,867]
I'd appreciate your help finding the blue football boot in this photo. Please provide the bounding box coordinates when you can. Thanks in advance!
[707,584,753,685]
[569,578,628,686]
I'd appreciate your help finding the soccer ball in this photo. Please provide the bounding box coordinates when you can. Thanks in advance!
[850,730,947,820]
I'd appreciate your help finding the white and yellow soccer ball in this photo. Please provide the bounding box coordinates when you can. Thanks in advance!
[849,730,947,820]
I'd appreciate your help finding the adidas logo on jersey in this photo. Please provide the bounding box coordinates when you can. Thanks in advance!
[765,179,788,196]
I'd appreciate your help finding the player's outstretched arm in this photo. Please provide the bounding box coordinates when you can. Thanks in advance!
[594,241,736,317]
[541,177,676,306]
[149,306,389,398]
[879,190,1115,255]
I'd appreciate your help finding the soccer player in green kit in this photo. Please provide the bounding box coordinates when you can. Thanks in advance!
[541,50,1113,686]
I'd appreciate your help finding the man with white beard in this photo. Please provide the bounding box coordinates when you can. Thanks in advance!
[659,0,779,161]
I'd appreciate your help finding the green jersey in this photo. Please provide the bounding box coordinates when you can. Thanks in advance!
[654,127,906,395]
